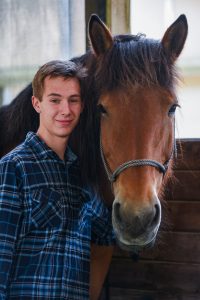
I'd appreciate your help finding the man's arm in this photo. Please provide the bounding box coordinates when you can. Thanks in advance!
[90,244,114,300]
[0,160,21,299]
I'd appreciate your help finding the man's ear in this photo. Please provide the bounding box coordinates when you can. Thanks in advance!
[32,96,41,113]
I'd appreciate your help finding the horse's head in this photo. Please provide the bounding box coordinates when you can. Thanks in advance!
[88,15,188,252]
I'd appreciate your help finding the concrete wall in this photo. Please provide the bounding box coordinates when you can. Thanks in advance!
[0,0,85,105]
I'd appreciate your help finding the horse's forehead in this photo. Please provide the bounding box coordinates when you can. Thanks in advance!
[99,86,175,108]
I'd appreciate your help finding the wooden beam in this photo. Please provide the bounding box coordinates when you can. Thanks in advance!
[85,0,106,49]
[106,0,130,34]
[85,0,130,49]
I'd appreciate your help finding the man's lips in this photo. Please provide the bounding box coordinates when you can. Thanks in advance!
[56,120,73,125]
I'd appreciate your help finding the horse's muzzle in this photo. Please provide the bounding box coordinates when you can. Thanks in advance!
[112,196,161,250]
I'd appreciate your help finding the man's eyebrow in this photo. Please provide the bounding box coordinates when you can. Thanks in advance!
[47,93,81,97]
[69,94,81,97]
[47,93,62,97]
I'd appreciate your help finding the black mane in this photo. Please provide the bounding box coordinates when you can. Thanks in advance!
[95,34,179,93]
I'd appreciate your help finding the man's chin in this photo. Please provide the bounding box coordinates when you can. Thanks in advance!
[55,126,78,138]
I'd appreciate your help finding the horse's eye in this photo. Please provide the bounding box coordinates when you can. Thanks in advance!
[98,104,107,115]
[168,104,178,117]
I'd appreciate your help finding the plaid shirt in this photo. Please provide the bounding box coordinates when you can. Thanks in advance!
[0,132,114,300]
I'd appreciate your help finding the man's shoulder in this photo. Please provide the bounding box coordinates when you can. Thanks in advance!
[0,142,35,166]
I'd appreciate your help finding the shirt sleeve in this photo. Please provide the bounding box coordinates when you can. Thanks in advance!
[0,159,22,299]
[90,190,115,246]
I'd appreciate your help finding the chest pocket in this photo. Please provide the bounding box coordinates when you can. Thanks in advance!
[31,188,63,229]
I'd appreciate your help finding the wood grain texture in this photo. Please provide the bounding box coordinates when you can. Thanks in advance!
[109,258,200,293]
[164,171,200,200]
[108,288,200,300]
[175,139,200,170]
[114,231,200,263]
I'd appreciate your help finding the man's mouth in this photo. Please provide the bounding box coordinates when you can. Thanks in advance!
[56,120,73,125]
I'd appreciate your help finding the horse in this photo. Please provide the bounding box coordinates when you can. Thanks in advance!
[0,14,188,253]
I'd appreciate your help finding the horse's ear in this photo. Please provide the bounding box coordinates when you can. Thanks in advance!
[161,14,188,61]
[88,14,113,56]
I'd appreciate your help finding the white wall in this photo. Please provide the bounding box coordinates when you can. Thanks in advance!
[0,0,85,105]
[130,0,200,138]
[131,0,200,68]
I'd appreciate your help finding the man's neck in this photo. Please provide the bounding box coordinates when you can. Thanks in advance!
[37,130,68,161]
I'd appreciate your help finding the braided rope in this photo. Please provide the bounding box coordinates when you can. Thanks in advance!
[100,138,168,183]
[99,118,176,183]
[112,159,166,182]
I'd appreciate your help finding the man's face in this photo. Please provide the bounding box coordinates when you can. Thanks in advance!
[32,76,83,141]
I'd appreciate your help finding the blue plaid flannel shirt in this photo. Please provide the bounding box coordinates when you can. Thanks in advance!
[0,132,114,299]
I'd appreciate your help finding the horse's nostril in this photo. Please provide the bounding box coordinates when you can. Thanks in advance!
[113,202,122,224]
[152,204,160,225]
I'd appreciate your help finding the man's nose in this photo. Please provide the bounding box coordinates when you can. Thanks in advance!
[60,101,71,115]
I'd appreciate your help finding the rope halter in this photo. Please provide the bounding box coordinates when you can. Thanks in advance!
[100,137,173,183]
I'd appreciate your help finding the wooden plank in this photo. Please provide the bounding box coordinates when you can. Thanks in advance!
[141,232,200,263]
[108,259,200,293]
[166,201,200,231]
[175,139,200,170]
[114,232,200,263]
[108,288,200,300]
[164,170,200,200]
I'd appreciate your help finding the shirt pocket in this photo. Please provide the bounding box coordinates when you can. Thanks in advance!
[31,188,63,229]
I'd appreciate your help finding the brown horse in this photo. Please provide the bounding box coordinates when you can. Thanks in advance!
[85,14,188,252]
[0,14,188,253]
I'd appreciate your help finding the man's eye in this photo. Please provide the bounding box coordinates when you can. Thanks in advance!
[70,98,81,103]
[50,99,60,104]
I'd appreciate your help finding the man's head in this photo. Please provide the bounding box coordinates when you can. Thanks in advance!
[32,60,85,101]
[32,60,86,144]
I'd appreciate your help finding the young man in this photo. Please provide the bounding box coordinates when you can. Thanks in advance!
[0,60,114,299]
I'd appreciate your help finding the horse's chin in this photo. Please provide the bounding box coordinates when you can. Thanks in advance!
[116,237,156,254]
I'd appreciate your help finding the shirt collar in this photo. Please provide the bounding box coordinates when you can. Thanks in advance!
[25,132,77,163]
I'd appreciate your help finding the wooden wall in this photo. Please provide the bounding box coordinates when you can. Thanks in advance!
[101,139,200,300]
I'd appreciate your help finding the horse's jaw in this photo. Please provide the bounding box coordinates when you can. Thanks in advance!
[114,227,158,253]
[116,236,156,254]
